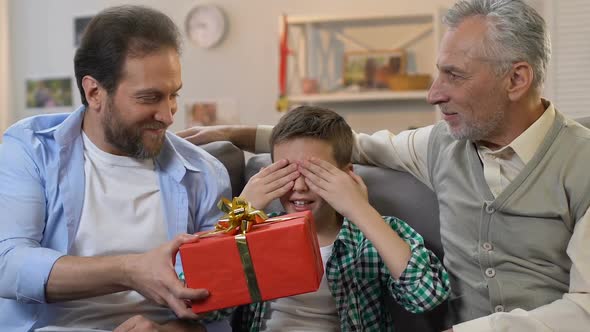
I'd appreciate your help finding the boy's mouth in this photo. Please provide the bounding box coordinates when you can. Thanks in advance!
[290,200,314,211]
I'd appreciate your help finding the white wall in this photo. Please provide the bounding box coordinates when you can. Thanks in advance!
[8,0,457,134]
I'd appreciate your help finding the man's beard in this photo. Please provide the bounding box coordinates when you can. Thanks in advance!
[443,105,506,142]
[102,99,168,159]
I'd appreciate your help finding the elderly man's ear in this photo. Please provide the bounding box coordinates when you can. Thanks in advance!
[506,61,535,101]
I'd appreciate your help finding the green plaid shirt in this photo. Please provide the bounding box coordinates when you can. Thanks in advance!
[234,215,450,331]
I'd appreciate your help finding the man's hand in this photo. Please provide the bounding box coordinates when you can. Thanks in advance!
[122,234,208,319]
[177,125,232,145]
[177,125,258,152]
[114,315,206,332]
[299,157,370,220]
[241,159,299,209]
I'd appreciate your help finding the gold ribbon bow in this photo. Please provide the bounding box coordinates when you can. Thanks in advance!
[206,197,269,236]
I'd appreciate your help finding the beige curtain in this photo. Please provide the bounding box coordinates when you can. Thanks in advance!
[0,0,9,140]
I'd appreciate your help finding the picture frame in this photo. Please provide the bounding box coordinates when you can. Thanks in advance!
[25,77,73,110]
[185,99,239,128]
[74,16,93,47]
[186,102,218,127]
[342,49,407,89]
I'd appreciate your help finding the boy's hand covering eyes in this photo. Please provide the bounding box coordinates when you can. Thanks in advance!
[240,159,300,209]
[299,157,369,220]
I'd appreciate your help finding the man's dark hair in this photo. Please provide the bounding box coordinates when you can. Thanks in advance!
[74,5,181,106]
[270,106,353,167]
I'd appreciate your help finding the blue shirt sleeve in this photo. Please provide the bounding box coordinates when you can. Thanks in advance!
[193,156,232,232]
[0,134,65,304]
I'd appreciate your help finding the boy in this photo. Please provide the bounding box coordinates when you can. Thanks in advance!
[234,106,450,331]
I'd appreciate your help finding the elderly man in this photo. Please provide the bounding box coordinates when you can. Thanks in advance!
[180,0,590,331]
[0,6,232,332]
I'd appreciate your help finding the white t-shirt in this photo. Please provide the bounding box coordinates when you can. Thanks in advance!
[261,244,340,331]
[39,133,174,331]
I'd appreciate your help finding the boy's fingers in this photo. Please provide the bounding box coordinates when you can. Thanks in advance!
[266,171,299,192]
[271,181,295,197]
[304,177,325,195]
[263,159,289,173]
[259,161,297,183]
[265,163,298,181]
[308,157,337,174]
[300,167,326,190]
[300,160,323,177]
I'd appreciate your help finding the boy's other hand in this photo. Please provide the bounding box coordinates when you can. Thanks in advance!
[240,159,299,209]
[300,158,369,220]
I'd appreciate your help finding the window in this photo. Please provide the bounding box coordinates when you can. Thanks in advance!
[551,0,590,118]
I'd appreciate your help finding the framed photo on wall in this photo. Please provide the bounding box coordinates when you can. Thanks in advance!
[25,77,73,110]
[74,16,93,47]
[343,49,406,89]
[184,99,239,128]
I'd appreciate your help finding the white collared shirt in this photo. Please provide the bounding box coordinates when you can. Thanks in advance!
[476,104,555,197]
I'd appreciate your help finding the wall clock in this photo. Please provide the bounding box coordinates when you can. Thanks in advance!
[185,4,227,49]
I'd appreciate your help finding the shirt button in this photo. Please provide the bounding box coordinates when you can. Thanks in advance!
[485,205,495,214]
[482,242,494,251]
[485,268,496,278]
[494,305,504,312]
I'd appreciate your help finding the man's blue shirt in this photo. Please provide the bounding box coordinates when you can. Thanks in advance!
[0,106,232,331]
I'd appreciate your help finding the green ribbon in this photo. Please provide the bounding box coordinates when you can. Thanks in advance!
[235,233,262,302]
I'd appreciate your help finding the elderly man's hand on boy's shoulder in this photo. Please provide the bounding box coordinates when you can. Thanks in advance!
[177,125,232,145]
[240,159,299,209]
[177,125,258,152]
[299,157,369,220]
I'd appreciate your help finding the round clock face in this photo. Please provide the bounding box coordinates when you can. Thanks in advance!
[185,5,226,49]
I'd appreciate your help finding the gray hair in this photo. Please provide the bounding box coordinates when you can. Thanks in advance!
[444,0,551,90]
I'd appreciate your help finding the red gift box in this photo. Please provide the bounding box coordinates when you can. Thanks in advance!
[179,210,324,313]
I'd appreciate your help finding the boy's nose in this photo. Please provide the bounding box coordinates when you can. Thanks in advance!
[293,174,308,192]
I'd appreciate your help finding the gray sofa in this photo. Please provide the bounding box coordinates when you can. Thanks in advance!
[200,141,448,332]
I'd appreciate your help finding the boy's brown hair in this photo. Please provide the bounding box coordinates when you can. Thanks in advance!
[270,106,353,167]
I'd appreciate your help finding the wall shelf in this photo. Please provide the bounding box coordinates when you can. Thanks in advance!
[286,13,434,25]
[283,10,444,108]
[289,90,429,104]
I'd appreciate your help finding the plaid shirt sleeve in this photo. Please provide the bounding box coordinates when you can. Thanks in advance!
[381,216,450,313]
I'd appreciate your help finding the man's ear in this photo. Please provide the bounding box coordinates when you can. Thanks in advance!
[346,163,353,172]
[81,75,104,111]
[506,61,534,101]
